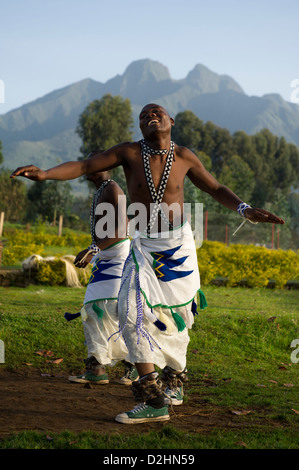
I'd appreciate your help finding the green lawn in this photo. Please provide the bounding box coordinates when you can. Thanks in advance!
[0,284,298,449]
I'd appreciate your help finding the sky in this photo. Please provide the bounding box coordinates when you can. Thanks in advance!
[1,0,298,115]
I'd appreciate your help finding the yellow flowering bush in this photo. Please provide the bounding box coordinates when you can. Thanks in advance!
[1,229,91,267]
[34,258,91,287]
[197,241,299,288]
[6,231,90,248]
[2,244,45,267]
[197,241,225,285]
[35,259,66,286]
[2,229,298,288]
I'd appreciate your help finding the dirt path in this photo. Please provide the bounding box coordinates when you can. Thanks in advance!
[0,368,270,438]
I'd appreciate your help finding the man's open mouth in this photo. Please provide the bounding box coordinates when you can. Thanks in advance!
[148,119,159,126]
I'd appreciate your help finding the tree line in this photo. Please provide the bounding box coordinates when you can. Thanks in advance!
[1,94,298,247]
[172,110,299,208]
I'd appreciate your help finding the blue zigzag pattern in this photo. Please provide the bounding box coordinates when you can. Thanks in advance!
[151,245,193,282]
[89,258,122,284]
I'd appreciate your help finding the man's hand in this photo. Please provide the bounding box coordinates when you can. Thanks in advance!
[245,208,285,225]
[74,249,93,268]
[10,165,46,181]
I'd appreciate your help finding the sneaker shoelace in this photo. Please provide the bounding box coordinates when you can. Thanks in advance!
[125,366,136,380]
[165,387,180,397]
[130,403,147,414]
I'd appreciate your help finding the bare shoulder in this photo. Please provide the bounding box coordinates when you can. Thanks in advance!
[174,144,204,169]
[107,179,125,196]
[109,141,140,157]
[175,144,198,160]
[97,180,125,205]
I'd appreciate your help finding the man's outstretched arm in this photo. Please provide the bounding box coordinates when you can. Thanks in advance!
[186,150,285,225]
[10,147,123,181]
[10,160,86,181]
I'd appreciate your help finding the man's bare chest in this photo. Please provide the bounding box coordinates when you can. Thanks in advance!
[125,154,186,201]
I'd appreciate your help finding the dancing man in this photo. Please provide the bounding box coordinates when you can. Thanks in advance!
[11,103,284,424]
[65,163,139,385]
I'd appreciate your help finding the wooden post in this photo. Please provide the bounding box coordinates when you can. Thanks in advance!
[204,211,208,241]
[225,225,228,245]
[271,223,275,249]
[58,215,63,237]
[0,212,4,237]
[277,227,280,250]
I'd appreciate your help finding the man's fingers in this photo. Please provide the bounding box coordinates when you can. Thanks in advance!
[246,208,285,225]
[10,165,44,181]
[74,250,89,268]
[74,261,83,267]
[265,215,285,224]
[10,166,35,178]
[257,209,285,224]
[74,261,87,268]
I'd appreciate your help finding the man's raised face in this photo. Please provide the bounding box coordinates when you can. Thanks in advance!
[139,104,174,137]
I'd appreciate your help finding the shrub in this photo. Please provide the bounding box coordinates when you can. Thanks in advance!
[4,230,90,248]
[198,242,299,288]
[197,241,225,285]
[2,227,298,288]
[1,227,91,267]
[2,244,45,267]
[34,259,67,286]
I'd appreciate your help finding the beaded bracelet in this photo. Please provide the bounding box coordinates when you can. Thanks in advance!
[237,202,251,218]
[74,243,100,267]
[87,243,100,255]
[233,202,258,236]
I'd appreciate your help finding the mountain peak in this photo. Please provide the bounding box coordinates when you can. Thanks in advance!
[1,58,299,177]
[262,93,285,103]
[122,59,172,83]
[186,63,244,94]
[103,59,173,104]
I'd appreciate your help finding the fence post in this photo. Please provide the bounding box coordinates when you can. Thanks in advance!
[0,211,4,237]
[58,215,63,237]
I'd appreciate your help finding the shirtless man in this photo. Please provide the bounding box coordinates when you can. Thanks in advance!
[11,103,284,424]
[67,164,138,386]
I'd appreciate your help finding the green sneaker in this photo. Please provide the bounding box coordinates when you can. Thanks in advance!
[164,386,184,405]
[115,403,169,424]
[118,363,139,385]
[68,372,109,385]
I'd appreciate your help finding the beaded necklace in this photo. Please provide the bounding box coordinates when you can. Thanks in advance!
[140,139,175,233]
[90,179,112,243]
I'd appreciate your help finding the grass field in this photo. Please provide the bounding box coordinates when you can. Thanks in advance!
[0,284,298,450]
